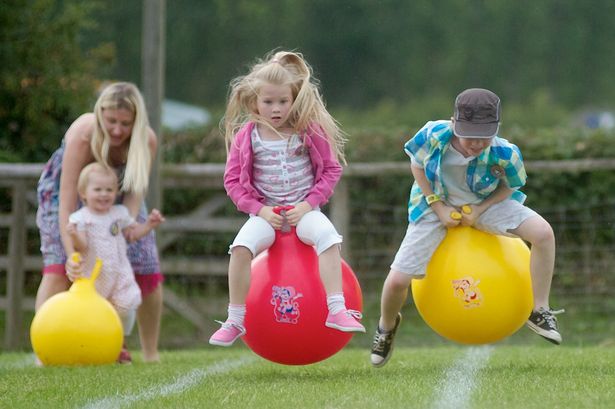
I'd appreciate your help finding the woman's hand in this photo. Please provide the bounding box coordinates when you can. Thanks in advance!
[257,206,285,229]
[284,201,312,226]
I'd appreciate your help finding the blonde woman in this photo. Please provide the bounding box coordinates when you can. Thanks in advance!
[35,82,162,362]
[209,50,365,347]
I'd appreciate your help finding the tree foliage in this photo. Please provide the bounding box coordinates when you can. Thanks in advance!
[87,0,615,110]
[4,0,615,161]
[0,0,111,161]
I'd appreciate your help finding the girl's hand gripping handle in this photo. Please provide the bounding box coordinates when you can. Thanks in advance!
[274,205,294,233]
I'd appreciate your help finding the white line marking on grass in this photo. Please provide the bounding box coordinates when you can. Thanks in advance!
[431,345,493,409]
[82,357,254,409]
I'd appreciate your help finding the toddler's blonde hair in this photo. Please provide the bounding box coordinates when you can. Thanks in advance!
[77,162,119,200]
[223,50,346,163]
[92,82,151,195]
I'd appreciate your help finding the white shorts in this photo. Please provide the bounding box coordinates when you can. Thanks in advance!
[391,200,538,277]
[230,210,343,256]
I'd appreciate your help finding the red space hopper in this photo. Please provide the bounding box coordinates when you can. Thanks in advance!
[243,206,363,365]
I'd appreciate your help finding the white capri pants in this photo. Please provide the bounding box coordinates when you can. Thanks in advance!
[391,199,539,278]
[229,210,343,257]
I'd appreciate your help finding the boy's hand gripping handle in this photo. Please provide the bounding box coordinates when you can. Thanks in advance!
[450,205,472,220]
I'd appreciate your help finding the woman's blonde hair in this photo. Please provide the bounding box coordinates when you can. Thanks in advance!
[77,162,118,199]
[223,50,346,163]
[92,82,151,195]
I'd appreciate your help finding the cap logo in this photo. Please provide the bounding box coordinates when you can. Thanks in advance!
[458,104,498,123]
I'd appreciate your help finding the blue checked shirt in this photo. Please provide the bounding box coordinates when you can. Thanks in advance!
[404,120,527,222]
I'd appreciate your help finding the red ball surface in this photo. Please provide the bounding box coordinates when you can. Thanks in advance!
[243,228,362,365]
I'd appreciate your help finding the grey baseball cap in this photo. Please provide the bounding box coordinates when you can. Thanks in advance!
[453,88,501,138]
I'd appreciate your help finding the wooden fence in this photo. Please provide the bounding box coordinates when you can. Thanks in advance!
[2,158,615,350]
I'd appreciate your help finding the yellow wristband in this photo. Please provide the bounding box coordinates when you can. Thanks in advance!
[426,194,441,205]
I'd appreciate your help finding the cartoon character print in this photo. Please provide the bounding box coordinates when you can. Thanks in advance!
[452,276,482,308]
[271,285,303,324]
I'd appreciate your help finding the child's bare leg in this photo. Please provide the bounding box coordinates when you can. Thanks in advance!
[318,245,342,294]
[511,215,561,344]
[371,269,410,367]
[509,215,555,309]
[228,246,252,304]
[379,270,412,331]
[320,244,365,332]
[118,308,137,364]
[209,246,252,346]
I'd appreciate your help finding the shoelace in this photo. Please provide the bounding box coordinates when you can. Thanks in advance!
[372,332,389,353]
[215,320,245,332]
[539,308,565,328]
[345,309,363,319]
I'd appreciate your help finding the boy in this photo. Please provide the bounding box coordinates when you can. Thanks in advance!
[370,88,562,368]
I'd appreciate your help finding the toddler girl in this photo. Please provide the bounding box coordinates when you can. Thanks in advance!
[67,162,164,362]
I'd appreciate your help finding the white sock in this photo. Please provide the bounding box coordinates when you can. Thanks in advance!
[327,292,346,315]
[227,304,246,326]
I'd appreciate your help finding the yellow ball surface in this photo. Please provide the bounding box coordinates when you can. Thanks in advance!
[30,265,123,366]
[411,226,533,344]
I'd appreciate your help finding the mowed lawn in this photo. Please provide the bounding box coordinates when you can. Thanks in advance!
[1,345,614,409]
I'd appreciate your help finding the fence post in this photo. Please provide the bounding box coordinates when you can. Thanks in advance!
[5,183,26,350]
[142,0,166,214]
[330,177,350,262]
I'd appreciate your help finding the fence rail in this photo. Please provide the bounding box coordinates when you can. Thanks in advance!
[2,158,615,350]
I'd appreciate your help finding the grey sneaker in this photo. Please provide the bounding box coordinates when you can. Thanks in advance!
[370,313,402,368]
[527,308,563,345]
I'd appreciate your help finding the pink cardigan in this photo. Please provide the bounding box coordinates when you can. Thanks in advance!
[224,122,343,215]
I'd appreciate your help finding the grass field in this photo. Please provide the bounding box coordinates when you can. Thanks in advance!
[2,290,615,409]
[2,344,615,409]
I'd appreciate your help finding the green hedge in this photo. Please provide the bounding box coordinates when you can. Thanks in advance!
[160,115,615,297]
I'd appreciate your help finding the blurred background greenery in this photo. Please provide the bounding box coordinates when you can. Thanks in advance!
[2,0,615,349]
[4,0,615,163]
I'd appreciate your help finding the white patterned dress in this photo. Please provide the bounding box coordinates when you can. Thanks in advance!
[69,205,142,312]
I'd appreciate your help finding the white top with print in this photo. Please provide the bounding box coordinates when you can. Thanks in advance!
[251,127,314,206]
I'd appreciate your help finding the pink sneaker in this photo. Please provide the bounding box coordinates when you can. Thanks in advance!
[325,309,366,333]
[209,320,246,347]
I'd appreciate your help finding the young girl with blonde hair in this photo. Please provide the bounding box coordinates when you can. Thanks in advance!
[210,50,365,346]
[36,82,163,362]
